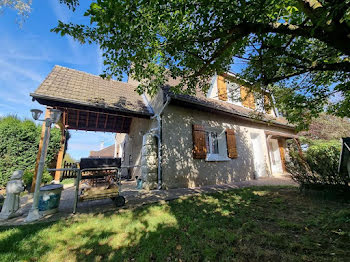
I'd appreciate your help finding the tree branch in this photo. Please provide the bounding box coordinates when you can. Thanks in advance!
[265,61,350,83]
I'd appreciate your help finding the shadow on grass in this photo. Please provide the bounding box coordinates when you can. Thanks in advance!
[0,186,349,261]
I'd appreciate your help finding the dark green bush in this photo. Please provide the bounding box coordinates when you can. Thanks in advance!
[0,116,61,188]
[287,138,349,193]
[23,170,53,189]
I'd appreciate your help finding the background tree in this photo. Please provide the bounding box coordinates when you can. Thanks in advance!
[54,0,350,129]
[299,113,350,140]
[0,116,63,188]
[0,0,32,22]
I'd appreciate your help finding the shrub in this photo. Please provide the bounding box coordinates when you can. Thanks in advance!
[23,170,53,189]
[0,116,61,188]
[286,139,349,193]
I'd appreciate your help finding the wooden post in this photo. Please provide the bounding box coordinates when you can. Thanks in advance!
[30,109,50,193]
[54,120,66,182]
[278,138,286,173]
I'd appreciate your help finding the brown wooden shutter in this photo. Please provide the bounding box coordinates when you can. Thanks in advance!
[192,124,207,159]
[278,139,286,172]
[264,94,272,114]
[226,128,238,159]
[240,86,255,109]
[217,76,228,101]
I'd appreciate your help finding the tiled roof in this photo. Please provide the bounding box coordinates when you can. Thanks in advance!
[89,144,115,158]
[31,65,152,116]
[164,86,294,129]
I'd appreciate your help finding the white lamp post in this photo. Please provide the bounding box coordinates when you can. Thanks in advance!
[26,108,61,222]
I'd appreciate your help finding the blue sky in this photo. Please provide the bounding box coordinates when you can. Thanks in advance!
[0,0,116,160]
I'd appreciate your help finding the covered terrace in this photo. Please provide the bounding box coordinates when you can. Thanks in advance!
[30,65,153,191]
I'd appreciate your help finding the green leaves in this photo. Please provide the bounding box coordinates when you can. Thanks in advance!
[55,0,350,128]
[0,116,62,188]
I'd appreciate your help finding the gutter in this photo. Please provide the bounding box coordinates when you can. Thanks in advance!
[149,96,171,189]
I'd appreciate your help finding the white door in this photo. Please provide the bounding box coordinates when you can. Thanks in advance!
[250,133,266,178]
[268,139,283,174]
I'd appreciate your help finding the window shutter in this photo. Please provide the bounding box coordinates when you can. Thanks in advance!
[264,94,272,114]
[226,129,238,159]
[192,124,207,159]
[240,86,255,109]
[217,76,228,101]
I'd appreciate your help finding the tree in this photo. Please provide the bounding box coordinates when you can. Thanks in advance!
[0,0,32,22]
[54,0,350,129]
[299,113,350,140]
[0,116,62,188]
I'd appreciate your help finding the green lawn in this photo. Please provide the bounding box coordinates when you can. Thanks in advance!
[0,186,349,262]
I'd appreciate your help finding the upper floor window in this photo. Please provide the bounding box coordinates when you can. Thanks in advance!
[225,80,241,105]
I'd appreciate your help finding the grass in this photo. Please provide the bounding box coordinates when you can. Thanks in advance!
[60,178,75,185]
[0,186,349,262]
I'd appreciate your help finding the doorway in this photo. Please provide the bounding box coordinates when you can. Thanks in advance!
[250,133,266,178]
[268,139,283,174]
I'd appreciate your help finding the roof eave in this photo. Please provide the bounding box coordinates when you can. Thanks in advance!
[169,95,295,130]
[30,93,154,118]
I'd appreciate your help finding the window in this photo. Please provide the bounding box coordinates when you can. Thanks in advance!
[225,80,241,105]
[192,124,238,161]
[205,129,230,161]
[256,97,265,113]
[206,131,219,155]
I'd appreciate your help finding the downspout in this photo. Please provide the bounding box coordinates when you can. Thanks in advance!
[150,96,171,189]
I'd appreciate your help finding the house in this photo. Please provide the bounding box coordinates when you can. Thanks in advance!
[89,144,116,158]
[31,66,297,189]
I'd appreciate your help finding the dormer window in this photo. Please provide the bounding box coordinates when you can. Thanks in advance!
[225,80,241,105]
[215,75,274,114]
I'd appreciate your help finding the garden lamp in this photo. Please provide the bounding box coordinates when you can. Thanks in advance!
[30,109,43,121]
[49,109,62,124]
[26,108,61,222]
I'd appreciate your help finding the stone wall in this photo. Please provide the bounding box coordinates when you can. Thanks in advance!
[140,133,158,190]
[161,104,295,189]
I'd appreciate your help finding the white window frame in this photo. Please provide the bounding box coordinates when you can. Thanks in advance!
[256,96,266,114]
[205,127,231,162]
[225,80,242,106]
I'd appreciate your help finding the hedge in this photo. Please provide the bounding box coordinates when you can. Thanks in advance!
[287,138,349,194]
[0,116,62,188]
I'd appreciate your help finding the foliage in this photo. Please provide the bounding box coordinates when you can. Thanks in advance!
[55,0,350,129]
[22,170,53,188]
[299,113,350,140]
[0,116,62,188]
[0,0,31,23]
[0,187,349,261]
[287,139,349,191]
[63,153,76,164]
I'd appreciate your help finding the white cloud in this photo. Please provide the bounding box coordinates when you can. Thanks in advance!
[50,0,80,57]
[0,59,43,83]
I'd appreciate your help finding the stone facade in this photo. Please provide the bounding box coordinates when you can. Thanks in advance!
[160,104,295,189]
[117,89,295,189]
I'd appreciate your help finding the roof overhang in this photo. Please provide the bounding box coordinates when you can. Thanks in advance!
[265,130,298,139]
[169,94,295,131]
[31,93,153,133]
[31,93,153,119]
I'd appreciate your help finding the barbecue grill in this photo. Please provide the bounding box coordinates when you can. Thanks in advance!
[49,157,125,213]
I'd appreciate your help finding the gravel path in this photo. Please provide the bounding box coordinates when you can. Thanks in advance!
[0,177,296,226]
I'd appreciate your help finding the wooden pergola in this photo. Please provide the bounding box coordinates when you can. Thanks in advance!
[29,65,154,192]
[30,104,150,192]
